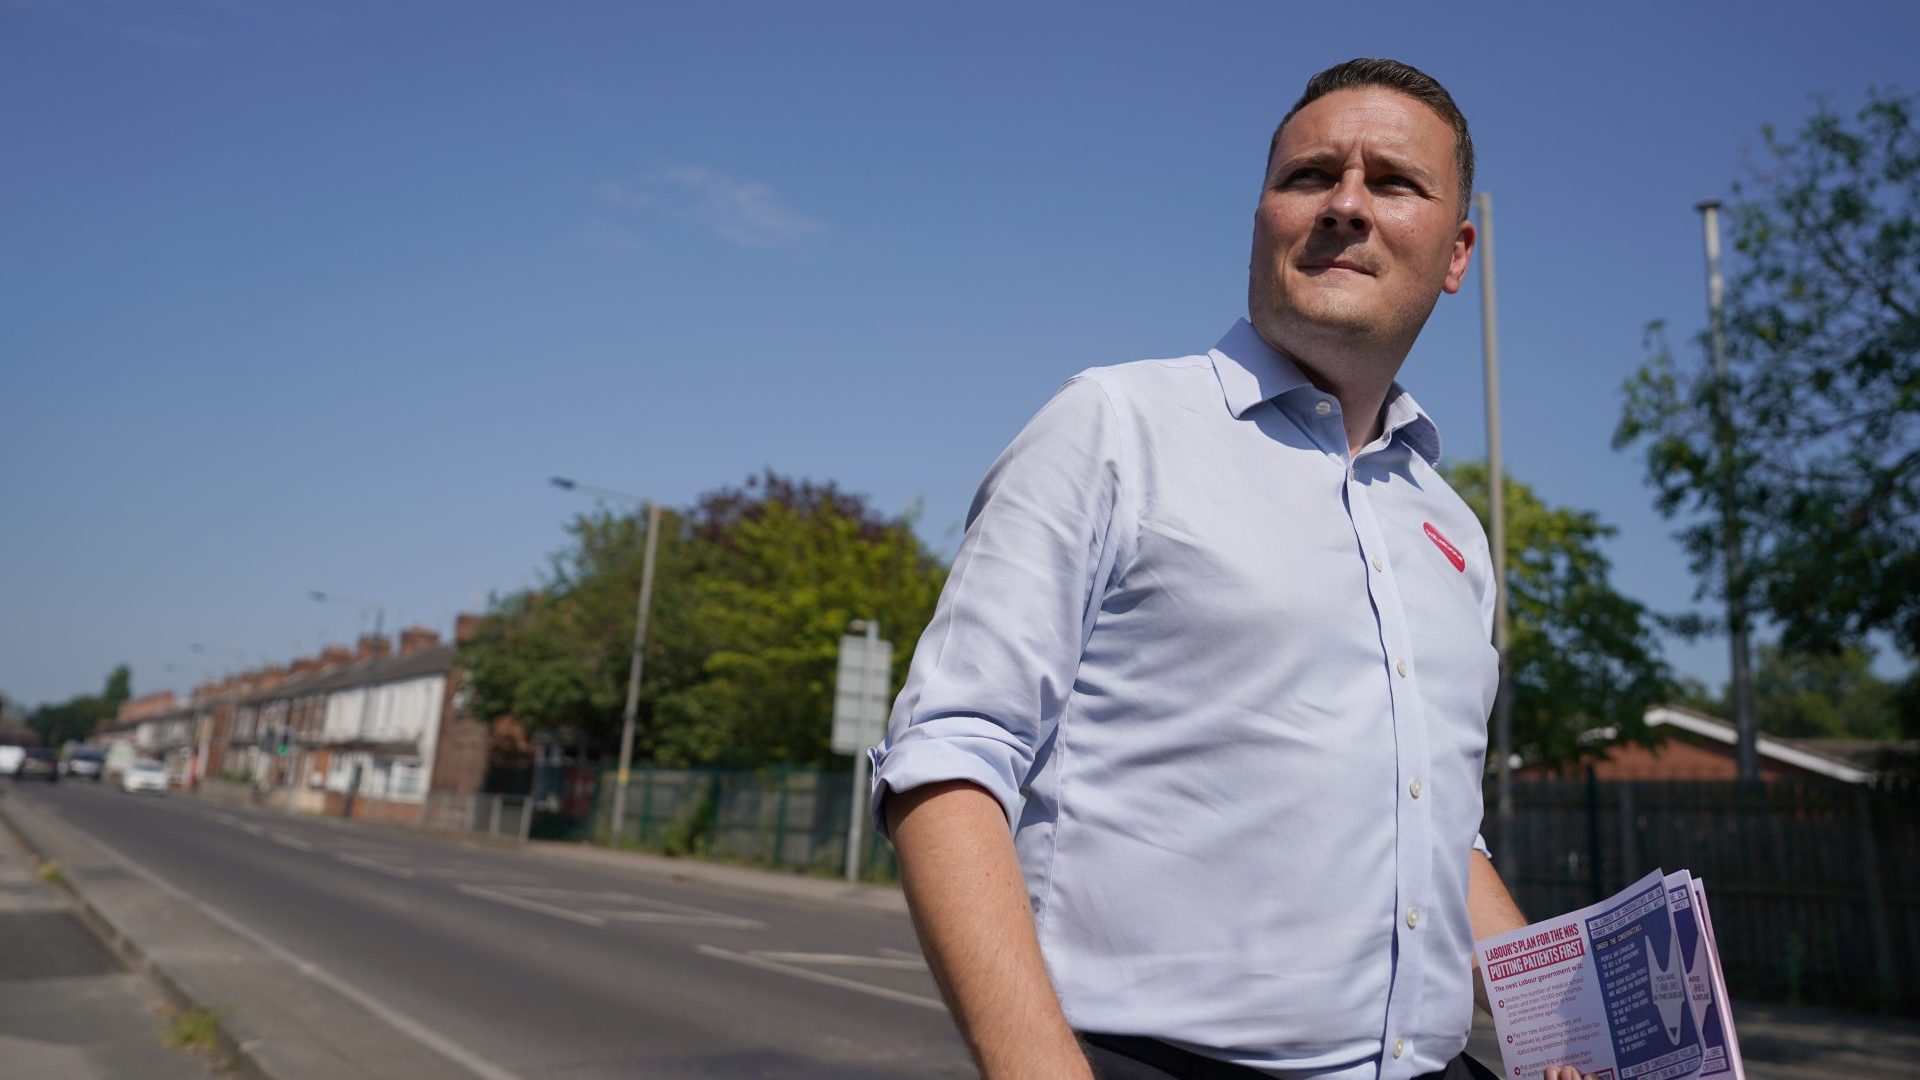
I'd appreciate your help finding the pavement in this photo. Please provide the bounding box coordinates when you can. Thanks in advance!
[4,779,1913,1080]
[0,787,216,1079]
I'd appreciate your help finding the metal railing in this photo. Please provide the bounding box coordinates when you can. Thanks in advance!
[595,765,897,881]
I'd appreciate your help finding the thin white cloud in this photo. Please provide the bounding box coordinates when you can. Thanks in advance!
[596,166,824,250]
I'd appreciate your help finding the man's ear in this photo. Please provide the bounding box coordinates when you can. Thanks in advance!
[1442,219,1476,296]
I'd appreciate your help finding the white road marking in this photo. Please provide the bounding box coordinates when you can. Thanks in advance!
[747,951,928,971]
[877,946,924,962]
[65,828,526,1080]
[335,852,416,878]
[696,946,946,1011]
[236,822,268,837]
[272,834,316,852]
[479,886,765,929]
[458,884,605,926]
[597,910,766,929]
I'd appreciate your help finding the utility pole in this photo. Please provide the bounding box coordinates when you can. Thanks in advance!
[1697,200,1758,781]
[549,477,664,846]
[310,591,385,817]
[1476,191,1514,825]
[610,501,663,846]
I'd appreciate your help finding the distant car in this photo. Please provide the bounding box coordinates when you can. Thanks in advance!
[16,748,60,783]
[64,749,105,781]
[0,746,23,776]
[121,760,169,795]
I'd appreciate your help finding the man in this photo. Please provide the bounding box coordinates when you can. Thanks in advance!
[871,59,1586,1080]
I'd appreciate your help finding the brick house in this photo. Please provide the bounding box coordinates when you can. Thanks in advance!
[1528,705,1886,785]
[225,623,488,823]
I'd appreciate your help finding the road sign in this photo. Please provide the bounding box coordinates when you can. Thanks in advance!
[831,633,893,754]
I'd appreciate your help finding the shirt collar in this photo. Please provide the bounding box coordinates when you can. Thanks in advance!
[1208,319,1443,468]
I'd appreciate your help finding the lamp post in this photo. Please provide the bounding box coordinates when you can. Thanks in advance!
[1696,200,1758,782]
[310,590,387,817]
[1474,191,1514,829]
[550,476,662,846]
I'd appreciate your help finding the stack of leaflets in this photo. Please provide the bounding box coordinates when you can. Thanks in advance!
[1474,869,1745,1080]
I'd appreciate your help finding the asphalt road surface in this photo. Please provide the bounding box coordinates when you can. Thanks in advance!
[12,781,972,1079]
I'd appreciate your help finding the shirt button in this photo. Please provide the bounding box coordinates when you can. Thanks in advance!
[1395,659,1408,678]
[1371,555,1384,572]
[1392,1037,1405,1059]
[1406,907,1420,928]
[1315,399,1332,416]
[1409,778,1423,799]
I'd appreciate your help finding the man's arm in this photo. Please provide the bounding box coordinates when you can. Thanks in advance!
[1469,852,1594,1080]
[1467,849,1527,1015]
[888,780,1092,1080]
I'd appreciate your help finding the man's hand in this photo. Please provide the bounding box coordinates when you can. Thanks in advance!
[1542,1069,1596,1080]
[887,779,1094,1080]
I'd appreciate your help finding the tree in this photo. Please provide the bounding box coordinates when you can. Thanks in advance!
[1686,643,1902,741]
[460,472,947,767]
[1616,90,1919,730]
[26,664,133,748]
[1444,463,1673,768]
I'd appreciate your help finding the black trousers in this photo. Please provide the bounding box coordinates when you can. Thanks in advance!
[1080,1033,1500,1080]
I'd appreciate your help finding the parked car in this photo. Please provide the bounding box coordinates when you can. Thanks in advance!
[0,745,24,776]
[121,760,169,795]
[64,749,105,781]
[16,748,60,782]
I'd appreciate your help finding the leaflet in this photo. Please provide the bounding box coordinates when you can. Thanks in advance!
[1687,878,1747,1079]
[1477,869,1706,1080]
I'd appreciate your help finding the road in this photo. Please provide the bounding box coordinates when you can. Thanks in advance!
[10,781,971,1079]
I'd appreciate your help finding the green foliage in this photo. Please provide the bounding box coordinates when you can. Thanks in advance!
[26,664,132,748]
[1686,643,1903,740]
[1444,463,1673,767]
[460,472,946,767]
[1616,90,1919,683]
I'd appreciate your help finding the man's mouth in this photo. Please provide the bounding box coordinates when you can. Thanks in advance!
[1298,259,1373,276]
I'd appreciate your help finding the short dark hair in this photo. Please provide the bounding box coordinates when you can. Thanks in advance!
[1266,58,1475,223]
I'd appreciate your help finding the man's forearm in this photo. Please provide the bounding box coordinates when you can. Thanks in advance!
[1467,850,1528,1014]
[887,780,1092,1080]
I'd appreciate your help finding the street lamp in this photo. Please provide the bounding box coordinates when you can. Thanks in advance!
[1474,191,1514,832]
[550,475,663,847]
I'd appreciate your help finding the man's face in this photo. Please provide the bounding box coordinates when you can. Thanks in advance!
[1248,87,1474,365]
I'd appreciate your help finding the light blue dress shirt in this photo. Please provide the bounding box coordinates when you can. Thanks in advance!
[871,320,1499,1079]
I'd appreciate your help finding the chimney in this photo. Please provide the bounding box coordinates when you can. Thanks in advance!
[454,612,483,644]
[398,626,442,657]
[289,657,321,677]
[318,645,353,669]
[356,633,392,663]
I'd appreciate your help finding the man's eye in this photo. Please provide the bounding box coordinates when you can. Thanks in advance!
[1283,168,1329,185]
[1377,175,1417,190]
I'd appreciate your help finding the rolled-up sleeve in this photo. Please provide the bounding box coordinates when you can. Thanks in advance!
[870,374,1131,837]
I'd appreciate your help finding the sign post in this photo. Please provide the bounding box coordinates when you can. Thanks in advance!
[833,620,892,882]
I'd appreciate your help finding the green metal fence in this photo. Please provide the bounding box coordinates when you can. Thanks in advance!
[594,764,898,881]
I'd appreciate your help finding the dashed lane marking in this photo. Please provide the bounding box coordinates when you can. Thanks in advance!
[336,852,416,878]
[458,884,605,926]
[480,886,766,929]
[747,951,928,971]
[695,946,945,1011]
[271,833,316,851]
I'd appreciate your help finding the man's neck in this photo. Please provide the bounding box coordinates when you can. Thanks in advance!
[1258,331,1406,459]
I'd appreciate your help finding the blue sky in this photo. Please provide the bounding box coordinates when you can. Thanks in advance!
[4,1,1917,707]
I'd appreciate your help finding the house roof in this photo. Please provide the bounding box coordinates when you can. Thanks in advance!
[238,644,457,707]
[1645,706,1876,784]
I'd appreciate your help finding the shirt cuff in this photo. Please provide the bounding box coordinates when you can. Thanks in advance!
[868,721,1029,840]
[1473,831,1492,860]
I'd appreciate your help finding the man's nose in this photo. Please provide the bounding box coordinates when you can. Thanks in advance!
[1317,173,1371,235]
